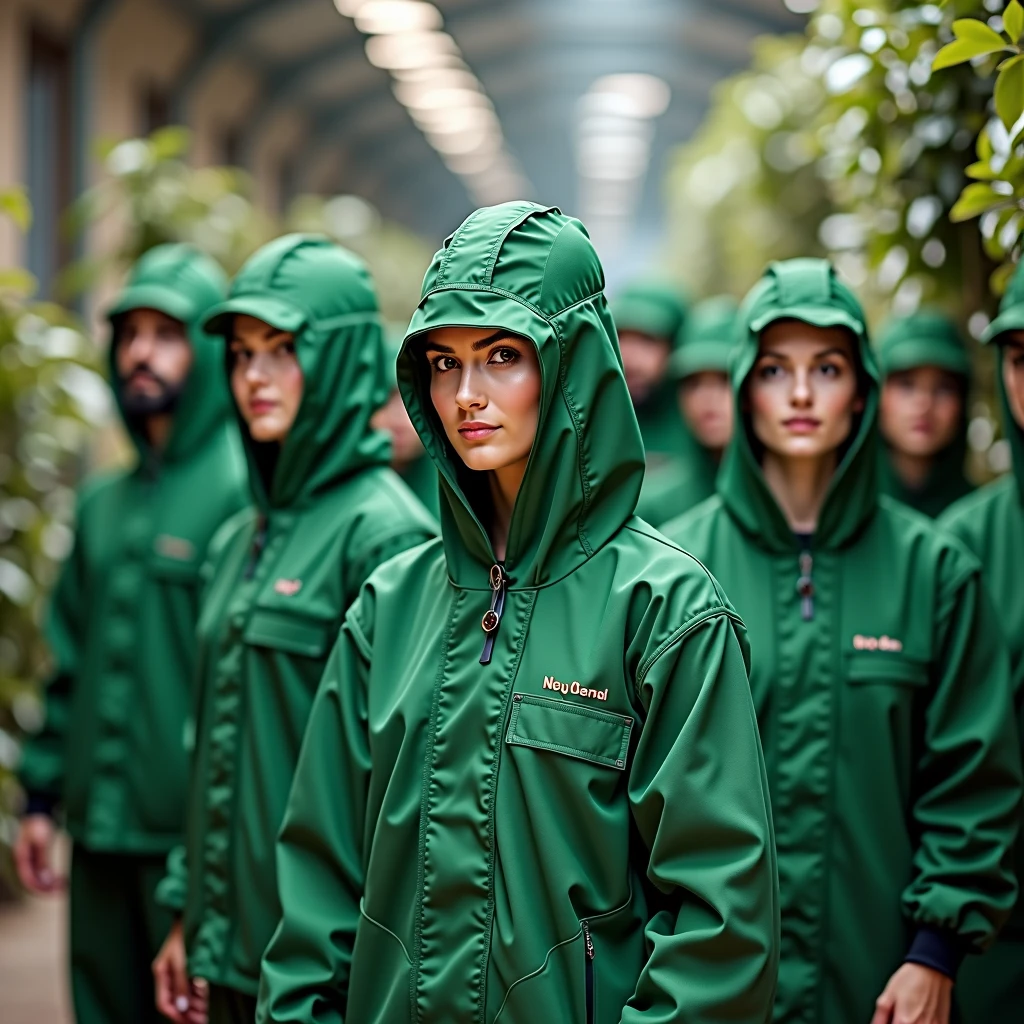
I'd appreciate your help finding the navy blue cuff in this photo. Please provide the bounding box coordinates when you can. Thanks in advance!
[23,792,59,818]
[905,926,965,980]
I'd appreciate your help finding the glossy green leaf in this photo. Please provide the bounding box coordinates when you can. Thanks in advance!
[950,182,1005,221]
[0,187,32,232]
[996,54,1024,129]
[1007,1,1024,44]
[992,260,1018,294]
[966,160,1000,179]
[0,268,36,296]
[952,17,1011,50]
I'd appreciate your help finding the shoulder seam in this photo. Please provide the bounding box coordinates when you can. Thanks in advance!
[636,607,741,693]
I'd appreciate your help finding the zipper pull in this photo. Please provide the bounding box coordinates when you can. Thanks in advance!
[582,919,595,960]
[244,514,268,580]
[796,551,815,621]
[479,562,508,665]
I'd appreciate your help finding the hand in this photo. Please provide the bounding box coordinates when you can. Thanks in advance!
[13,814,62,893]
[870,963,952,1024]
[153,920,207,1024]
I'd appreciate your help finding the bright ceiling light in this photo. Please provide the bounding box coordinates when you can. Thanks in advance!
[591,74,671,119]
[425,126,501,156]
[394,82,488,112]
[355,1,442,35]
[410,105,497,134]
[443,150,499,175]
[334,0,371,15]
[364,31,458,70]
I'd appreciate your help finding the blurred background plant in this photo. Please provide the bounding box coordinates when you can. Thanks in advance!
[0,189,108,898]
[663,0,1014,480]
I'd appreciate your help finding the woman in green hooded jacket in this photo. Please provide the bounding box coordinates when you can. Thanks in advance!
[662,259,1021,1024]
[636,296,737,527]
[877,310,974,517]
[258,203,779,1023]
[941,266,1024,1022]
[150,235,436,1024]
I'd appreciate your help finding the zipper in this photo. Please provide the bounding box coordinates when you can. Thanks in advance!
[796,550,815,621]
[479,562,508,665]
[582,919,595,1024]
[244,513,268,580]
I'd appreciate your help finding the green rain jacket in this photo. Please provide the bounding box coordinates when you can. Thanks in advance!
[662,259,1021,1024]
[155,236,436,998]
[636,296,737,527]
[877,310,974,517]
[941,283,1024,1021]
[382,325,439,515]
[258,204,779,1024]
[19,244,248,852]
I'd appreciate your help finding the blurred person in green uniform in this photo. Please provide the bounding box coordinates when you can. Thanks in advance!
[258,204,779,1024]
[941,269,1024,1022]
[877,310,974,517]
[637,296,737,527]
[610,279,691,467]
[662,259,1021,1024]
[14,244,248,1024]
[371,325,440,515]
[150,235,435,1024]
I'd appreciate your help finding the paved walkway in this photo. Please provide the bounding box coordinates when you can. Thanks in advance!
[0,872,72,1023]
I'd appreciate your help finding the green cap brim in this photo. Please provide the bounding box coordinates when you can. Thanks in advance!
[879,336,970,377]
[983,303,1024,344]
[612,295,680,343]
[671,340,732,379]
[106,282,195,325]
[202,295,307,337]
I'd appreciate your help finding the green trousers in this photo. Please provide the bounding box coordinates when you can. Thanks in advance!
[69,845,171,1024]
[956,936,1024,1022]
[208,983,257,1023]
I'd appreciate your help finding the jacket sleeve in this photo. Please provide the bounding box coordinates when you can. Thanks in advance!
[623,610,779,1024]
[257,599,373,1024]
[156,845,189,914]
[18,501,88,811]
[901,560,1023,956]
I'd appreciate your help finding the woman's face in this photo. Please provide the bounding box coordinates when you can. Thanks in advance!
[229,313,304,443]
[679,370,733,452]
[423,326,542,476]
[371,388,425,466]
[1002,331,1024,430]
[879,366,963,458]
[748,320,864,462]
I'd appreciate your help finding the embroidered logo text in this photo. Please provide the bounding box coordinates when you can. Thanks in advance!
[852,634,903,652]
[542,674,608,701]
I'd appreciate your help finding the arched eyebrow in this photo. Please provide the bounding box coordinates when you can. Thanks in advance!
[423,329,513,355]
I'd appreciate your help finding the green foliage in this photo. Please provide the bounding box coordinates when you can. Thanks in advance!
[66,128,433,327]
[0,191,106,897]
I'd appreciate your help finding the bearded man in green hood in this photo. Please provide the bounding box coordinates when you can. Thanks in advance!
[15,244,248,1024]
[877,310,974,517]
[941,265,1024,1022]
[258,204,778,1023]
[663,258,1021,1024]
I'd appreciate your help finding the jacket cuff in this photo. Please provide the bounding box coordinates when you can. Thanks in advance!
[23,792,59,818]
[905,926,966,980]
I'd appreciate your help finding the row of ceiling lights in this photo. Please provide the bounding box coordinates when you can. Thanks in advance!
[334,0,531,206]
[576,73,671,243]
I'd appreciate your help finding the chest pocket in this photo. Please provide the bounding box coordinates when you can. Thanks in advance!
[505,693,633,771]
[243,608,334,659]
[843,652,930,688]
[148,535,201,584]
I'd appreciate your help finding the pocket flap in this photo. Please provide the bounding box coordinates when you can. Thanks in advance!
[244,608,333,658]
[148,551,199,584]
[505,693,633,770]
[844,652,929,687]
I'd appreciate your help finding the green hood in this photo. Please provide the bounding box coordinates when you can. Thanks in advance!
[106,243,231,463]
[398,202,644,588]
[983,268,1024,502]
[203,234,390,511]
[718,257,879,552]
[876,310,973,516]
[609,279,688,348]
[670,295,739,380]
